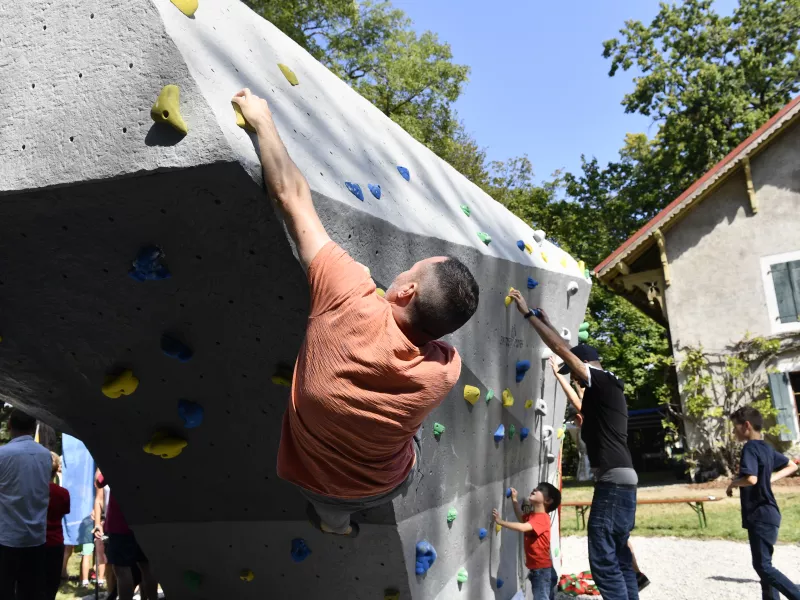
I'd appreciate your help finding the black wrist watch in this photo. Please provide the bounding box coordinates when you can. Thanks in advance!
[525,309,535,319]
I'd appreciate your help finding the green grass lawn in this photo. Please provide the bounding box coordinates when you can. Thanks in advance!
[560,485,800,543]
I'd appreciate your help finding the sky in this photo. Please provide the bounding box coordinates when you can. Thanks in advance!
[392,0,739,182]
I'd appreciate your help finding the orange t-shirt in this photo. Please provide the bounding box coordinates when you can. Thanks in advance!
[277,242,461,499]
[524,512,552,570]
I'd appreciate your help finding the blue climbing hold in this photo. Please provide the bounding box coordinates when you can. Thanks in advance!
[505,487,512,498]
[345,182,364,201]
[129,246,171,282]
[516,360,531,383]
[291,538,311,563]
[527,277,539,289]
[178,399,204,428]
[516,240,525,251]
[520,427,530,441]
[368,184,381,199]
[478,528,487,540]
[397,166,410,181]
[415,541,437,575]
[161,334,193,362]
[493,424,505,443]
[497,578,504,589]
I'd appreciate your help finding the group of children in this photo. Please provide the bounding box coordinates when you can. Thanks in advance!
[492,405,799,600]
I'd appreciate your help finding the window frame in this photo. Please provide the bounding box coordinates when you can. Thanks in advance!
[761,249,800,335]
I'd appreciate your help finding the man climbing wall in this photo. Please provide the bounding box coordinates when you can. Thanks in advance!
[508,290,639,600]
[231,88,480,537]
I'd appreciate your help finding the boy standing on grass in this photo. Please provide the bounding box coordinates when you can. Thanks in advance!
[493,484,561,600]
[727,406,800,600]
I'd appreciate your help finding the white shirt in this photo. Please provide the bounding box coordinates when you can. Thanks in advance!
[0,435,51,547]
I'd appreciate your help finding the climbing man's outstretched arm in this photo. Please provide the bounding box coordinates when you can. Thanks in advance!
[508,289,589,384]
[232,88,330,271]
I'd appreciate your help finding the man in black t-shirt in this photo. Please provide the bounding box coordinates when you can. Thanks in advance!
[509,290,639,600]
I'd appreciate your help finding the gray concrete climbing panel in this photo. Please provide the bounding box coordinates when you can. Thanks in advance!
[0,1,590,598]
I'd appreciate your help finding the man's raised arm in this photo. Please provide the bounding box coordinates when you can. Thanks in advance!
[232,88,330,271]
[508,289,589,384]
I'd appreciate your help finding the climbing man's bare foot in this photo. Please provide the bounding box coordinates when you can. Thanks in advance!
[320,522,353,536]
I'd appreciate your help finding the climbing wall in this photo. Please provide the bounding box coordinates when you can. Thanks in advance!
[0,1,591,598]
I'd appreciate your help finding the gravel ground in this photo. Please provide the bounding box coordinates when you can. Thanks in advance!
[557,535,800,599]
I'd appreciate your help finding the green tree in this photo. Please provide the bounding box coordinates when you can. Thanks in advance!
[603,0,800,205]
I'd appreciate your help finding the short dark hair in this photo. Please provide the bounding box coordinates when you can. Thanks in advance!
[413,258,479,339]
[538,482,561,513]
[730,406,763,431]
[8,409,37,435]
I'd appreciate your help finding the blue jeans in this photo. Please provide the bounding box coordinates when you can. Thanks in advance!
[747,521,800,600]
[528,566,558,600]
[587,482,639,600]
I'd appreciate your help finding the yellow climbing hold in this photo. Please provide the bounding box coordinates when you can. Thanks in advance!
[524,243,533,254]
[376,288,386,297]
[271,365,293,387]
[143,431,187,459]
[495,523,502,534]
[560,255,568,268]
[239,569,255,582]
[384,591,400,600]
[504,287,515,307]
[525,399,533,409]
[151,85,188,134]
[169,0,198,17]
[541,251,549,263]
[232,102,255,133]
[101,370,139,398]
[278,63,299,86]
[557,427,565,439]
[578,260,586,272]
[502,389,514,407]
[463,385,480,405]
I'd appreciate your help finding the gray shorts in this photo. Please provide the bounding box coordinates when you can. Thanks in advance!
[299,436,421,534]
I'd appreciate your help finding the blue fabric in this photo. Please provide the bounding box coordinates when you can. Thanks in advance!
[587,482,639,600]
[528,566,557,600]
[739,440,788,528]
[60,435,96,546]
[0,436,51,547]
[747,521,800,600]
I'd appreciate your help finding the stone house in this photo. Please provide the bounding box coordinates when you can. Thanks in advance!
[594,95,800,457]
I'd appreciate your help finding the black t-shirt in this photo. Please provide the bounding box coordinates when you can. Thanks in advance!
[579,367,633,472]
[738,439,788,528]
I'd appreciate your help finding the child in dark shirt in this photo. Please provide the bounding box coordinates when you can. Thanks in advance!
[493,483,561,600]
[727,406,799,600]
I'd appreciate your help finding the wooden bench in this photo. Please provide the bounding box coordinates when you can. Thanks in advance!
[562,495,723,530]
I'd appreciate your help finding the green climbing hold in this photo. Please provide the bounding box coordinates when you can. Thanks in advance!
[485,388,494,403]
[578,330,589,342]
[477,232,491,245]
[183,570,202,589]
[585,268,591,279]
[457,568,468,583]
[460,204,471,217]
[508,424,516,440]
[579,322,590,331]
[447,507,458,523]
[433,422,445,437]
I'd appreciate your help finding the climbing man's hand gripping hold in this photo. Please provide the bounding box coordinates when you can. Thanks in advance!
[231,88,330,270]
[508,289,589,386]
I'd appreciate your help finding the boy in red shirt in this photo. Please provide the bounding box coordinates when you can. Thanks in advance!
[45,452,70,600]
[493,483,561,600]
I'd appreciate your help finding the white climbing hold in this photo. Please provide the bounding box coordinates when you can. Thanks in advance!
[532,230,545,244]
[540,347,553,360]
[541,425,554,441]
[561,327,571,343]
[567,281,579,296]
[546,452,556,463]
[535,398,547,416]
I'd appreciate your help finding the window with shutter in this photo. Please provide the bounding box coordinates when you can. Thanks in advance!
[768,372,799,442]
[771,260,800,324]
